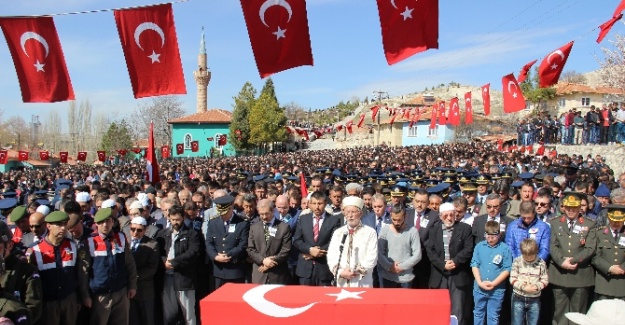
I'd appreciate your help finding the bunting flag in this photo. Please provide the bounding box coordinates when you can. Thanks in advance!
[517,59,537,83]
[449,97,460,126]
[357,113,366,128]
[18,151,28,161]
[176,143,184,155]
[116,149,128,156]
[346,121,353,134]
[528,145,534,155]
[191,141,199,152]
[402,108,411,120]
[389,111,398,125]
[336,125,343,132]
[97,150,106,162]
[313,130,322,138]
[519,145,526,154]
[240,0,313,78]
[376,0,439,65]
[538,41,574,88]
[146,121,160,183]
[429,106,436,129]
[614,0,625,16]
[59,151,68,163]
[131,148,142,154]
[371,105,380,123]
[464,92,473,125]
[536,144,545,156]
[39,151,49,161]
[497,138,503,151]
[299,172,308,198]
[77,151,87,162]
[161,145,170,158]
[114,4,186,98]
[415,107,422,124]
[437,101,446,125]
[285,126,294,134]
[302,130,309,141]
[597,14,623,44]
[502,73,526,113]
[0,16,75,102]
[481,84,491,116]
[0,151,7,164]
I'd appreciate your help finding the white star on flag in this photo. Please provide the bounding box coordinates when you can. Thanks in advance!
[273,26,287,40]
[513,92,518,98]
[401,7,414,20]
[550,63,558,70]
[34,60,45,72]
[326,289,365,301]
[148,51,161,63]
[483,88,488,93]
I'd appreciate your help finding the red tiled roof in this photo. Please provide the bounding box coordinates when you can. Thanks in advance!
[168,109,232,124]
[556,82,625,96]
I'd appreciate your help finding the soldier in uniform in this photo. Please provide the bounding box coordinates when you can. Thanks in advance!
[0,253,31,325]
[27,211,88,325]
[592,204,625,300]
[549,192,597,325]
[7,206,29,246]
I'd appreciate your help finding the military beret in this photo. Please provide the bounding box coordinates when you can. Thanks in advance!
[94,208,114,223]
[45,211,69,223]
[8,206,27,222]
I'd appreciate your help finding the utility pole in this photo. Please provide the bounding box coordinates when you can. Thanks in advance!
[372,90,389,146]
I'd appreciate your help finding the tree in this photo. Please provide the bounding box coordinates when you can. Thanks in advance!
[248,78,287,146]
[42,110,62,152]
[520,68,556,114]
[599,34,625,101]
[229,82,256,151]
[131,96,186,146]
[283,101,306,122]
[560,70,587,84]
[100,120,134,154]
[2,116,30,149]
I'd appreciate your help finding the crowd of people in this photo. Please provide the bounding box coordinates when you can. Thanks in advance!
[516,103,625,146]
[0,142,622,325]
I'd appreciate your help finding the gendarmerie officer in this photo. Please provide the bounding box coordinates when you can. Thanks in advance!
[592,204,625,300]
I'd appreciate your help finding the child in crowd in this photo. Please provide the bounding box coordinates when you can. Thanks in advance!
[509,238,549,325]
[471,221,513,325]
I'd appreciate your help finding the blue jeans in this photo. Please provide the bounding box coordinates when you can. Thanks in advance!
[473,289,504,325]
[560,126,568,144]
[618,122,625,143]
[511,293,540,325]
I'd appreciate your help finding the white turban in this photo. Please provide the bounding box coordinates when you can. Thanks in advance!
[439,202,455,213]
[36,205,50,216]
[101,199,116,209]
[130,217,147,226]
[341,196,364,209]
[75,192,91,203]
[129,201,144,210]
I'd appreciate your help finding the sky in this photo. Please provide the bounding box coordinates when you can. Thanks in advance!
[0,0,622,127]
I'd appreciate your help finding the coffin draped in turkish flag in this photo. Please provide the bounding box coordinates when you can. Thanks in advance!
[240,0,313,78]
[376,0,439,65]
[114,4,186,98]
[201,284,450,325]
[0,16,75,102]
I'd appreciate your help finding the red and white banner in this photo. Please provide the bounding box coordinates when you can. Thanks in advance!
[449,97,460,126]
[481,84,491,116]
[59,151,68,163]
[357,113,366,128]
[0,16,75,102]
[97,150,106,162]
[437,101,446,125]
[114,4,186,98]
[39,151,49,161]
[191,141,199,152]
[176,143,184,155]
[240,0,313,78]
[77,151,87,162]
[146,121,160,183]
[0,150,7,164]
[18,151,28,161]
[517,59,537,84]
[376,0,439,65]
[538,41,573,88]
[161,145,170,158]
[502,73,526,113]
[464,92,473,125]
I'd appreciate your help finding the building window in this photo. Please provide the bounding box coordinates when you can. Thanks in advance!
[558,98,566,107]
[428,126,438,137]
[184,133,192,149]
[581,97,590,106]
[408,126,418,137]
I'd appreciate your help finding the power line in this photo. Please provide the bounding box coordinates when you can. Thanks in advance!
[0,0,191,18]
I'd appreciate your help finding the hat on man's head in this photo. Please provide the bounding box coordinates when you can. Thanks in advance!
[561,192,582,208]
[94,208,114,223]
[36,205,50,216]
[475,175,491,185]
[214,195,235,215]
[607,204,625,222]
[75,192,91,203]
[595,183,611,197]
[101,199,116,209]
[0,198,17,212]
[8,206,27,223]
[131,217,148,226]
[390,185,407,197]
[45,211,69,223]
[565,299,625,325]
[342,196,364,209]
[129,201,144,211]
[439,202,455,213]
[461,183,478,192]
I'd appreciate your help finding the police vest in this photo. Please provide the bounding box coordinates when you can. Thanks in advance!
[32,238,78,301]
[87,232,128,295]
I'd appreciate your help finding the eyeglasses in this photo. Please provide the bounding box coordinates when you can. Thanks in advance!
[486,205,500,209]
[484,233,500,237]
[30,224,42,229]
[130,228,144,233]
[535,202,549,207]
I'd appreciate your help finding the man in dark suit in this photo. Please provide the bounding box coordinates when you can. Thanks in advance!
[157,205,201,325]
[154,198,176,231]
[405,188,438,289]
[206,195,250,289]
[293,191,342,286]
[471,194,513,246]
[361,193,391,288]
[247,199,292,284]
[128,217,160,325]
[425,202,474,325]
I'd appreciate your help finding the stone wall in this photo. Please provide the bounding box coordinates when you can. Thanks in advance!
[554,144,625,177]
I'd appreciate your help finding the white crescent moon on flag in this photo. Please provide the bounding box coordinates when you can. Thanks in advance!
[547,50,565,64]
[20,32,49,58]
[243,285,317,318]
[259,0,293,27]
[134,22,166,51]
[507,81,518,94]
[390,0,398,9]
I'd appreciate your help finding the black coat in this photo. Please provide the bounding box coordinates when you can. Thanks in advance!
[205,214,250,280]
[425,219,474,288]
[471,214,514,246]
[292,212,341,281]
[156,224,201,291]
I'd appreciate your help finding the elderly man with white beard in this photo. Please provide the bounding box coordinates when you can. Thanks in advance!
[327,196,378,288]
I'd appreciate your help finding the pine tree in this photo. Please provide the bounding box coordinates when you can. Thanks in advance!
[100,120,134,155]
[249,78,287,146]
[230,82,256,151]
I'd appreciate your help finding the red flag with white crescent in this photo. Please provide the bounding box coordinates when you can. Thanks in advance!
[429,106,436,129]
[300,172,308,198]
[0,150,7,164]
[538,41,574,88]
[438,101,446,125]
[176,143,184,155]
[536,144,545,156]
[597,14,622,44]
[482,84,491,116]
[191,141,199,152]
[39,151,49,161]
[76,151,87,162]
[517,59,537,84]
[502,73,526,113]
[346,121,353,134]
[59,151,68,163]
[116,149,128,156]
[146,121,160,183]
[389,112,398,125]
[161,145,170,158]
[464,92,473,125]
[357,113,366,128]
[97,150,106,162]
[449,98,460,126]
[371,105,380,123]
[402,108,410,120]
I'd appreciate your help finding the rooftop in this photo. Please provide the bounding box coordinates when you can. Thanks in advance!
[556,82,625,96]
[168,109,232,124]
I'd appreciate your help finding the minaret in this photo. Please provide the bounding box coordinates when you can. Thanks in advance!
[193,27,211,113]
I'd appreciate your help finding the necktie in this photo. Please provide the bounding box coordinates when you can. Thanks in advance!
[569,220,575,232]
[313,216,321,242]
[224,220,230,233]
[614,231,619,241]
[376,217,382,234]
[416,213,421,230]
[264,223,270,243]
[132,240,139,252]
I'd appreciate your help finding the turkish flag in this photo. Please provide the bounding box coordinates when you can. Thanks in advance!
[437,101,446,125]
[313,130,322,138]
[402,108,410,120]
[597,14,623,44]
[538,41,574,88]
[336,125,343,132]
[536,144,545,156]
[59,151,68,163]
[285,126,294,134]
[511,145,517,152]
[519,146,526,154]
[0,150,7,164]
[371,105,380,123]
[481,84,491,116]
[409,108,421,128]
[502,73,526,113]
[0,16,74,103]
[302,131,309,141]
[550,149,558,158]
[176,143,184,155]
[464,92,473,125]
[96,151,106,162]
[429,106,436,129]
[116,149,128,156]
[114,4,186,98]
[191,141,199,152]
[39,151,49,161]
[240,0,313,78]
[18,151,28,161]
[614,0,625,17]
[219,135,227,146]
[389,111,398,125]
[146,121,160,183]
[77,151,87,162]
[357,113,366,128]
[161,145,170,158]
[497,138,503,151]
[376,0,439,65]
[517,59,537,84]
[449,98,460,126]
[528,145,534,155]
[346,121,353,134]
[131,148,142,154]
[299,173,308,198]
